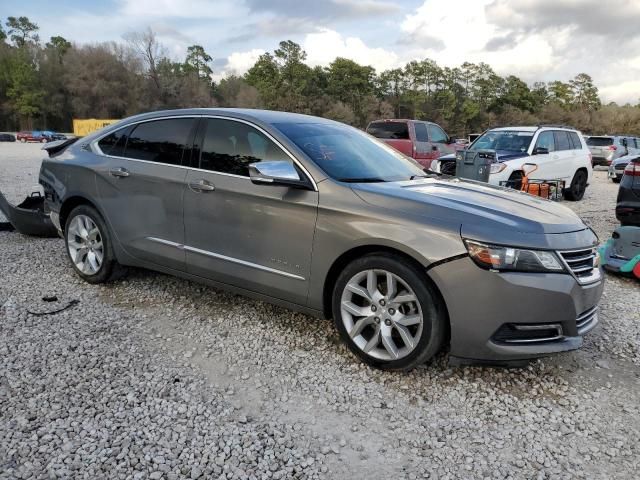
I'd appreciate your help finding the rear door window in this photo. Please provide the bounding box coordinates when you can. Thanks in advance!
[554,131,572,151]
[123,118,195,165]
[199,118,291,176]
[366,122,410,140]
[414,123,429,142]
[534,131,555,152]
[427,124,448,143]
[568,132,582,150]
[586,137,613,147]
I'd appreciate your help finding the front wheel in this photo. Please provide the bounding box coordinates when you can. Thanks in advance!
[65,205,125,284]
[40,138,48,143]
[332,253,446,371]
[564,170,587,201]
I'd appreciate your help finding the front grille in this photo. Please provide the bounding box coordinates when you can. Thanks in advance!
[493,323,564,344]
[576,306,598,334]
[558,248,599,284]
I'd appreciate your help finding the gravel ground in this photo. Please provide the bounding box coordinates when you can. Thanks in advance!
[1,142,639,479]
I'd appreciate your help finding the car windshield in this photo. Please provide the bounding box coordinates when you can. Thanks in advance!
[274,122,424,182]
[586,137,614,147]
[470,130,533,153]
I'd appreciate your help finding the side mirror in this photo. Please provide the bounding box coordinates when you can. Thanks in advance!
[248,161,311,189]
[532,146,549,155]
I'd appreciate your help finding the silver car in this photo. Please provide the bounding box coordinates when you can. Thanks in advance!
[587,135,639,166]
[608,153,640,183]
[39,109,604,370]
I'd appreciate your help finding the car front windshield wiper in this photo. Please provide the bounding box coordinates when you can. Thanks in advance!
[338,177,387,183]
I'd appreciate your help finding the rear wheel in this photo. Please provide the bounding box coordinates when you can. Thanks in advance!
[612,177,621,184]
[64,205,125,284]
[40,138,47,143]
[332,253,446,371]
[20,138,26,143]
[564,170,587,201]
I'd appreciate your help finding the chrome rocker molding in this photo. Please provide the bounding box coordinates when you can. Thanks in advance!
[146,237,306,281]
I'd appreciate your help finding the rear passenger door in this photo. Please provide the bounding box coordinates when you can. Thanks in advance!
[95,117,198,271]
[552,130,576,181]
[182,117,319,306]
[412,122,433,168]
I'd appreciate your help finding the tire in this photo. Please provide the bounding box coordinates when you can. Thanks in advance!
[20,138,26,143]
[41,138,47,143]
[64,205,126,284]
[332,253,446,371]
[612,177,621,184]
[564,170,587,201]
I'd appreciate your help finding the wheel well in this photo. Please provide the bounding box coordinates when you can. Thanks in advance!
[59,196,96,231]
[322,246,450,341]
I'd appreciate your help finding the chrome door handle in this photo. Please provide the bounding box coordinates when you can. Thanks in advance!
[189,180,215,192]
[109,167,130,178]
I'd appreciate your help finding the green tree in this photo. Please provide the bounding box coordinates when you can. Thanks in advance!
[548,81,574,109]
[0,24,6,43]
[245,52,280,108]
[570,73,600,111]
[184,45,213,80]
[6,16,39,47]
[326,57,375,125]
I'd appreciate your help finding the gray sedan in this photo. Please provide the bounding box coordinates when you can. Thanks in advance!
[39,109,604,369]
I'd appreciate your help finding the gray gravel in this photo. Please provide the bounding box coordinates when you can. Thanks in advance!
[1,143,639,479]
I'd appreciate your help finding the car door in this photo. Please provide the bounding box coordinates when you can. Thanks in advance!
[552,131,576,181]
[427,123,455,159]
[530,130,562,180]
[182,117,319,306]
[94,117,198,272]
[412,122,433,168]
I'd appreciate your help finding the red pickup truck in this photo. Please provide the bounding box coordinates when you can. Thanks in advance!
[366,119,459,169]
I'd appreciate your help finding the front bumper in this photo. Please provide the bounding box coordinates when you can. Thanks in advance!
[428,256,604,362]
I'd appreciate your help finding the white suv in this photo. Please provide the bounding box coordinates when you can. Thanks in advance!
[439,125,593,201]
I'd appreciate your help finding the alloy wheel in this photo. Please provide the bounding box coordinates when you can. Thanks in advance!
[340,269,423,361]
[67,214,104,275]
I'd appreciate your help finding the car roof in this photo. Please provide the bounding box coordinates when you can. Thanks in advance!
[368,119,437,125]
[490,126,577,133]
[125,108,337,126]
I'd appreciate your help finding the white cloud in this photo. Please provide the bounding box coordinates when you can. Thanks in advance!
[303,29,399,71]
[118,0,242,18]
[213,48,266,81]
[400,0,561,77]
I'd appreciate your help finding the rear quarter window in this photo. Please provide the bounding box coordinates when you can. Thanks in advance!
[366,122,410,140]
[97,127,131,157]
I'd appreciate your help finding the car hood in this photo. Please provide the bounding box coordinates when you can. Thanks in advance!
[352,177,588,236]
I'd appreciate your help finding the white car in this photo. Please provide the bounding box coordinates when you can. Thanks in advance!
[436,126,593,201]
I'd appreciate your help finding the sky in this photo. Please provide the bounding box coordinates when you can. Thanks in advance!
[2,0,640,104]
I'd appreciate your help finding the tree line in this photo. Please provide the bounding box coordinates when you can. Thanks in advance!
[1,15,640,137]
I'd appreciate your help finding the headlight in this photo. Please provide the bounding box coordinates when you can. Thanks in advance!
[490,163,507,174]
[464,239,565,273]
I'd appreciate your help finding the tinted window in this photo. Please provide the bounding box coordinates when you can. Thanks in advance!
[568,132,582,150]
[586,137,613,146]
[366,121,409,140]
[414,123,428,142]
[275,122,424,182]
[427,124,448,143]
[123,118,195,165]
[98,127,130,157]
[554,131,572,151]
[535,131,556,152]
[199,119,290,176]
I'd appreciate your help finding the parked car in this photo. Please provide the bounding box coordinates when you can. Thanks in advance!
[366,119,459,170]
[616,157,640,226]
[17,131,50,143]
[433,125,593,201]
[586,135,639,166]
[608,153,638,183]
[39,109,603,369]
[42,131,68,141]
[0,133,16,142]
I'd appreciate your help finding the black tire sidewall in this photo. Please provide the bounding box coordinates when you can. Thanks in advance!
[565,170,587,201]
[332,253,445,371]
[64,205,117,284]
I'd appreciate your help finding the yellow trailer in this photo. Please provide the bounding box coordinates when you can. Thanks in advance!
[73,119,120,137]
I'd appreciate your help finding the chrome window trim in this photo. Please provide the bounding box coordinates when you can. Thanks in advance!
[146,237,306,281]
[91,114,318,191]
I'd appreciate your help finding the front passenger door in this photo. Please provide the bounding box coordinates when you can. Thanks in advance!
[183,118,319,306]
